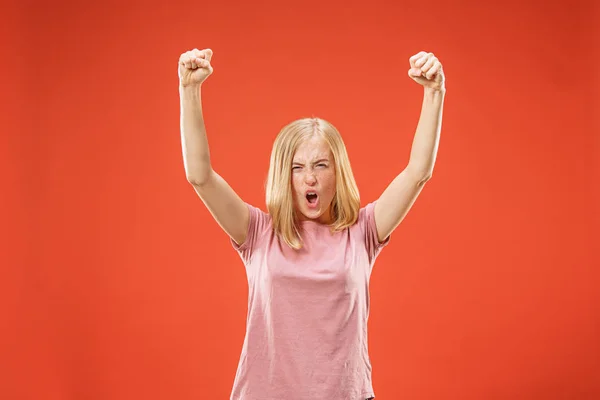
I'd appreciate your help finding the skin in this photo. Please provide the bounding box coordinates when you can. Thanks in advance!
[291,136,337,224]
[180,47,445,246]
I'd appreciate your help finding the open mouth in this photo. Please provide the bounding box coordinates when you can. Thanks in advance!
[305,192,319,206]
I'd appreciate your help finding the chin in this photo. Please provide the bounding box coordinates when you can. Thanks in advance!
[295,196,333,223]
[301,208,331,223]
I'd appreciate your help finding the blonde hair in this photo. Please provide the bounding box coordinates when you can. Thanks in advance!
[265,117,361,250]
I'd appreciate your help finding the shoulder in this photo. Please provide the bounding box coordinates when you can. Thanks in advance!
[356,201,377,228]
[357,200,391,260]
[230,202,273,256]
[247,202,271,221]
[244,202,273,237]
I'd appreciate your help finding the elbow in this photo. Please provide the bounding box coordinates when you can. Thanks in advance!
[414,175,432,187]
[185,157,213,186]
[187,177,204,187]
[407,165,433,184]
[419,172,433,184]
[186,170,213,187]
[187,175,209,186]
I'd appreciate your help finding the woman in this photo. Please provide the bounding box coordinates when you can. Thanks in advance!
[178,48,445,400]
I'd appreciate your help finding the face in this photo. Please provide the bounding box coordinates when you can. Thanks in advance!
[291,136,336,224]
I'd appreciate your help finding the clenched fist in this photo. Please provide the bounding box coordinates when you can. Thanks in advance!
[408,51,445,92]
[178,48,214,87]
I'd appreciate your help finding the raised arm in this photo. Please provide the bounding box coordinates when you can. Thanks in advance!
[374,51,446,242]
[179,48,249,246]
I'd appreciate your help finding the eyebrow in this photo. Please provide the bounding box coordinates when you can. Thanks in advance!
[292,158,330,165]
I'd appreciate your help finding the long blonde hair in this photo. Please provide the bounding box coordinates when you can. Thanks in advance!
[265,117,361,250]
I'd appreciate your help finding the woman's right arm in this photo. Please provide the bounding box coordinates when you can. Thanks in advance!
[179,49,249,246]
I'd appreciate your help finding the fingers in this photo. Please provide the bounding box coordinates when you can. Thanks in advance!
[409,51,428,68]
[408,68,422,77]
[179,51,194,68]
[410,52,440,79]
[425,62,441,80]
[415,53,432,69]
[420,56,436,77]
[192,57,210,69]
[191,48,213,61]
[179,49,213,70]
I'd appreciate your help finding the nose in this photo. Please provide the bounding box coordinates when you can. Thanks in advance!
[304,171,317,185]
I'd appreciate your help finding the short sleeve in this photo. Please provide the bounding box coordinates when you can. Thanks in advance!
[361,201,391,262]
[230,202,271,264]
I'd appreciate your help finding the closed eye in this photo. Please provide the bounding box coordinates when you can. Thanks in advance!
[292,163,328,170]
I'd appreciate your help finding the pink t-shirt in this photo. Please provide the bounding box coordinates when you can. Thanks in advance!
[229,201,390,400]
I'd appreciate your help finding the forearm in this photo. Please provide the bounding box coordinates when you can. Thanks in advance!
[180,84,212,184]
[407,88,445,179]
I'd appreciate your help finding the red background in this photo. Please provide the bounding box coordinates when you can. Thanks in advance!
[3,1,599,399]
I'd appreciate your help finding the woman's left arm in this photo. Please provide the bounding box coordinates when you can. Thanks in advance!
[374,51,446,242]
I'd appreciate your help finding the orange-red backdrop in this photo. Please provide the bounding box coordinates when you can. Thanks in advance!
[3,1,599,399]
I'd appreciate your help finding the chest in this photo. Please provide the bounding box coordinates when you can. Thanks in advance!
[252,227,370,295]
